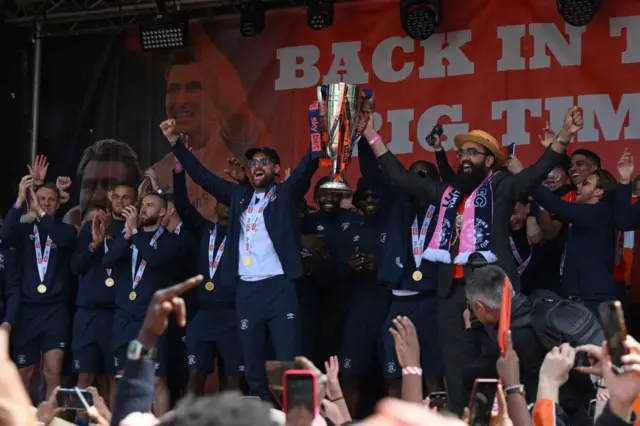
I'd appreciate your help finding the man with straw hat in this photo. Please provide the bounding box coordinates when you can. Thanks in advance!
[362,102,583,413]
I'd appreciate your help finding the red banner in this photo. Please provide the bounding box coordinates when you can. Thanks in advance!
[62,0,640,224]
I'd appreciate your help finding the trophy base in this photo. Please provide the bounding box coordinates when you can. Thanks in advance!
[319,181,353,193]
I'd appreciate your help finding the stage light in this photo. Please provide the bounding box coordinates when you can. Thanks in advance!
[557,0,601,26]
[240,0,265,37]
[139,15,188,51]
[399,0,441,41]
[307,0,333,30]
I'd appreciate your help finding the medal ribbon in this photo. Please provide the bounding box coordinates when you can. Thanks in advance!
[104,228,126,278]
[509,236,532,275]
[175,222,182,235]
[33,225,52,284]
[411,205,436,269]
[131,227,164,290]
[244,187,276,255]
[208,225,227,281]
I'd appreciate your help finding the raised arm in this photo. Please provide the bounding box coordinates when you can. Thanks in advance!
[509,107,583,196]
[432,136,455,183]
[358,137,389,189]
[161,119,237,206]
[173,167,208,235]
[1,176,32,247]
[535,186,608,228]
[280,144,320,200]
[102,234,130,268]
[614,149,640,231]
[36,216,77,249]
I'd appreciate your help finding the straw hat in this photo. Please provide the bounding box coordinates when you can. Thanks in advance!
[454,130,506,165]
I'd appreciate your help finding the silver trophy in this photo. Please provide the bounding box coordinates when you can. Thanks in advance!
[317,83,372,192]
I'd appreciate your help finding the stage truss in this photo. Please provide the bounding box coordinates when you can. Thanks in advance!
[2,0,346,36]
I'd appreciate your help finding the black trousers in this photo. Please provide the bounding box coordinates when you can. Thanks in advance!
[437,279,468,415]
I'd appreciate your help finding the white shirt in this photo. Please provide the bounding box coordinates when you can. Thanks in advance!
[238,191,284,281]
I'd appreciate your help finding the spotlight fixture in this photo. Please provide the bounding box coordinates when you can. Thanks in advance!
[240,0,265,37]
[139,15,189,51]
[399,0,442,41]
[307,0,333,30]
[557,0,601,27]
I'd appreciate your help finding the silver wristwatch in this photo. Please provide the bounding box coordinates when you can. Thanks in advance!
[127,339,156,361]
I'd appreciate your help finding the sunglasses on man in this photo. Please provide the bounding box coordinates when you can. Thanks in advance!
[248,158,273,167]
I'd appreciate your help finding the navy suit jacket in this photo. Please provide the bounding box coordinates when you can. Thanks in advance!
[172,140,319,282]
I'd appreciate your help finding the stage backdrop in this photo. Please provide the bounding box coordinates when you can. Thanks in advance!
[29,0,640,223]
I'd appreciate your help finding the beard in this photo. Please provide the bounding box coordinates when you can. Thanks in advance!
[454,161,489,194]
[140,214,160,227]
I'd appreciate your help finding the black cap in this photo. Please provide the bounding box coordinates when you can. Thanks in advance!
[245,147,281,165]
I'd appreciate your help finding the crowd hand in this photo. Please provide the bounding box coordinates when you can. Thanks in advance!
[321,399,344,426]
[361,398,467,426]
[159,119,179,145]
[539,343,575,388]
[504,155,524,174]
[595,336,640,421]
[296,356,329,407]
[138,275,203,348]
[490,385,514,426]
[224,157,247,183]
[36,386,63,426]
[120,412,159,426]
[85,386,111,425]
[0,328,35,426]
[15,175,34,205]
[617,148,634,183]
[27,154,49,184]
[348,252,364,272]
[324,355,342,401]
[389,316,420,369]
[537,121,555,149]
[574,343,603,376]
[526,217,542,245]
[559,106,584,140]
[496,331,520,387]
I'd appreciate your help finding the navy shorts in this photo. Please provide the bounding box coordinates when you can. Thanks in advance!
[340,284,390,376]
[382,293,444,378]
[186,306,244,376]
[11,303,70,368]
[72,307,115,375]
[111,311,166,376]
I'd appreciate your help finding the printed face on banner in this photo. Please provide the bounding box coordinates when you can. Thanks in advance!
[165,61,204,148]
[80,160,130,211]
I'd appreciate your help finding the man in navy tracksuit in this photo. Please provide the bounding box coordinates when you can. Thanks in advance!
[161,117,318,400]
[70,184,137,393]
[172,165,244,395]
[0,178,77,399]
[0,245,21,334]
[103,191,181,415]
[299,176,361,366]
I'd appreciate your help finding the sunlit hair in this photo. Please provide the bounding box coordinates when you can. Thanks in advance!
[465,264,513,309]
[77,139,140,188]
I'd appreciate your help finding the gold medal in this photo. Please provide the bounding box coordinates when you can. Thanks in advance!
[37,284,47,294]
[412,270,423,281]
[205,281,215,291]
[455,213,464,231]
[129,291,137,301]
[105,278,114,287]
[243,255,252,266]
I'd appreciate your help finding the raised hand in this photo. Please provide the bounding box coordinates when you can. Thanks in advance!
[27,154,49,183]
[138,275,204,347]
[361,99,376,141]
[389,316,420,369]
[16,175,34,206]
[56,176,72,191]
[26,187,43,216]
[324,356,342,401]
[617,148,634,184]
[538,121,555,149]
[224,157,247,183]
[283,167,292,181]
[561,106,583,138]
[123,206,139,231]
[91,215,104,246]
[159,119,178,145]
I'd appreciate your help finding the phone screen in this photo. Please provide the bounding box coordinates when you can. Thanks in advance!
[285,373,316,426]
[508,143,516,156]
[574,350,591,368]
[468,379,498,426]
[598,301,628,373]
[56,389,94,410]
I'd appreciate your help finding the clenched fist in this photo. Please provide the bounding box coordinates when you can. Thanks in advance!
[159,119,179,145]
